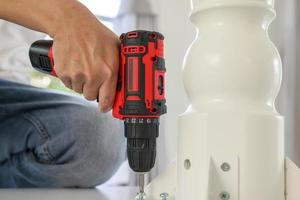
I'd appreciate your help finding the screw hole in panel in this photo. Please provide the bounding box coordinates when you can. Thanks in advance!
[184,159,191,170]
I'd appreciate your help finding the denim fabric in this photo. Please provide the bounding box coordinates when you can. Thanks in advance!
[0,79,126,188]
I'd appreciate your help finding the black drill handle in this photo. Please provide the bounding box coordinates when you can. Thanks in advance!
[29,40,57,76]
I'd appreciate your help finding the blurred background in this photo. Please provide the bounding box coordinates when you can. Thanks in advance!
[0,0,299,187]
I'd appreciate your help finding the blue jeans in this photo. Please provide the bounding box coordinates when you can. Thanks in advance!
[0,79,126,188]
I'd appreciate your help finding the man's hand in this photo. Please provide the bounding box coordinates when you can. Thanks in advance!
[0,0,120,112]
[52,3,120,112]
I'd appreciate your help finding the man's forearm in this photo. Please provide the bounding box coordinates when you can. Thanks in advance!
[0,0,87,37]
[0,0,121,112]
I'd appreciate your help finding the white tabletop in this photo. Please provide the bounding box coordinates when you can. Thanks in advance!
[0,186,138,200]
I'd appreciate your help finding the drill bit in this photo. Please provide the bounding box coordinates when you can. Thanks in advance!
[138,173,145,194]
[135,173,146,200]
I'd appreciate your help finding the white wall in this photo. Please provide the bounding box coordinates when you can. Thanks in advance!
[271,0,300,165]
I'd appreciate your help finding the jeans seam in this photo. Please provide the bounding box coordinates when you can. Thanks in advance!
[21,112,55,162]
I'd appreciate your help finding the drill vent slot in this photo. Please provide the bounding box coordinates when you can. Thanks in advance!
[38,55,51,72]
[123,46,145,54]
[127,32,138,38]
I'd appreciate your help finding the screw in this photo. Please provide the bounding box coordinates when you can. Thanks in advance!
[219,191,230,200]
[135,192,146,200]
[221,162,231,172]
[160,192,169,200]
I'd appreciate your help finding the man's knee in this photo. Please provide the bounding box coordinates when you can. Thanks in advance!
[39,101,126,187]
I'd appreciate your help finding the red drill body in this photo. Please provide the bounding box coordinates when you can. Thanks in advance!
[113,31,166,120]
[113,31,166,173]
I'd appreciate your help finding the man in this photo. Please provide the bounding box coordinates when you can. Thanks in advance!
[0,0,126,187]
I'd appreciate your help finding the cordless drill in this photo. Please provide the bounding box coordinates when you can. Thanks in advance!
[29,30,167,193]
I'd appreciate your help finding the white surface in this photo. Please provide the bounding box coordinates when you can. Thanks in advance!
[0,186,137,200]
[286,158,300,200]
[176,0,285,199]
[191,0,274,12]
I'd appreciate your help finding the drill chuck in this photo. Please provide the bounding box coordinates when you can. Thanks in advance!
[125,118,159,172]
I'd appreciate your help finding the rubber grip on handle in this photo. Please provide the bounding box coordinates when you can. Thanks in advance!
[29,40,56,76]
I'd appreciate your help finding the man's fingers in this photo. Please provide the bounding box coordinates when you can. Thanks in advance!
[98,78,117,113]
[72,81,84,94]
[60,77,72,90]
[83,82,101,100]
[71,72,87,93]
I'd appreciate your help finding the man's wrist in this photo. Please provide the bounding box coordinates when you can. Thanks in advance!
[48,0,98,38]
